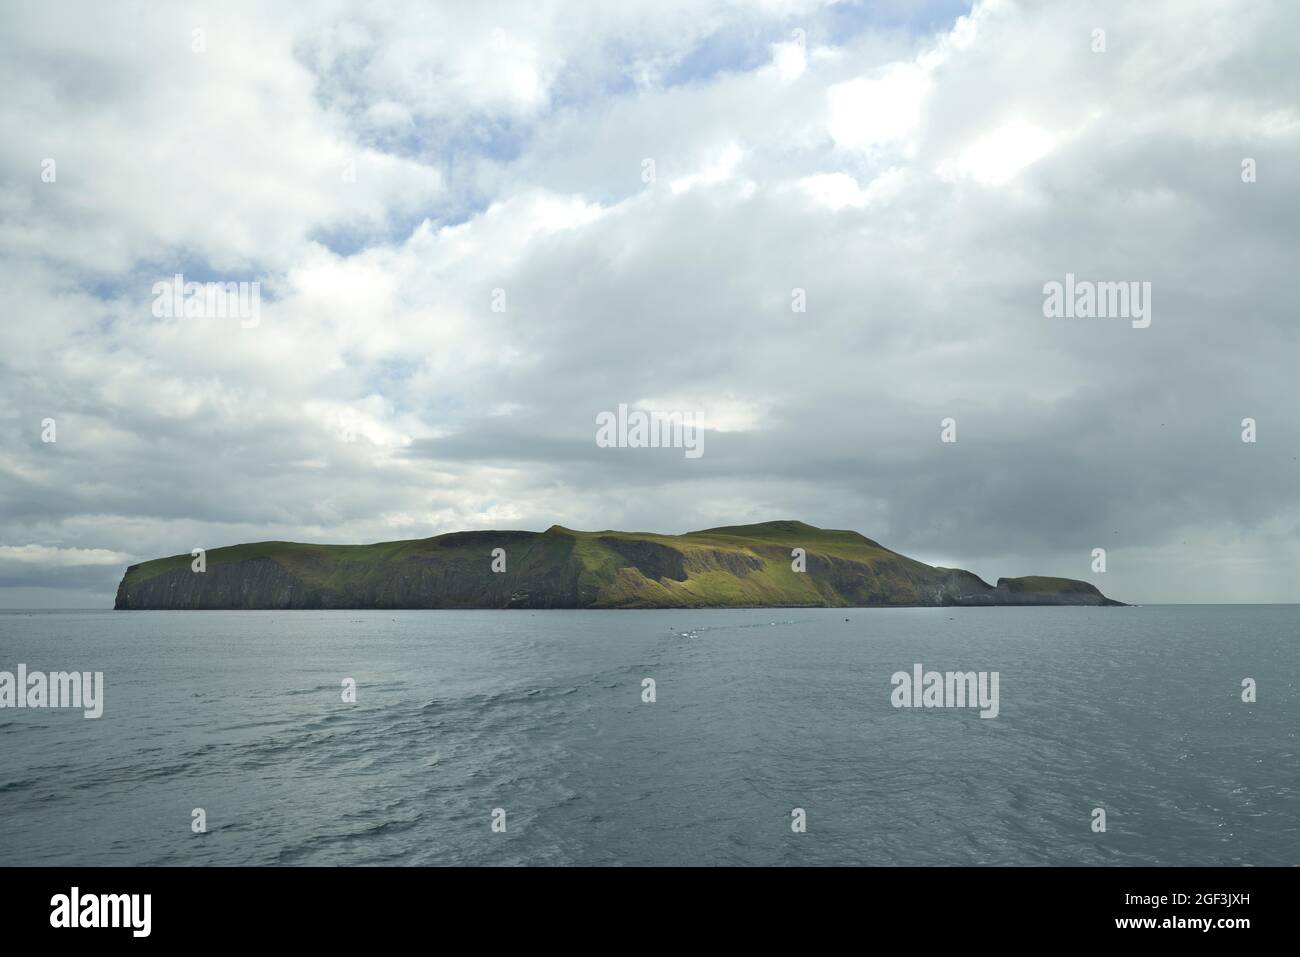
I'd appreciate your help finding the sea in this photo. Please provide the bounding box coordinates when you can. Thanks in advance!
[0,606,1295,866]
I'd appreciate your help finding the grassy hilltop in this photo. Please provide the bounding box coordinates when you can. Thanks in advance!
[114,520,1124,609]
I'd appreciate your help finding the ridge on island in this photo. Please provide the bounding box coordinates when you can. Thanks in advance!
[113,520,1125,609]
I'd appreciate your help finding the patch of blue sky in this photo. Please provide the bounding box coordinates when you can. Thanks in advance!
[75,256,283,312]
[364,356,423,387]
[311,118,530,257]
[612,2,968,92]
[354,359,465,421]
[307,186,493,258]
[309,219,408,259]
[657,26,775,89]
[361,110,533,167]
[820,0,971,42]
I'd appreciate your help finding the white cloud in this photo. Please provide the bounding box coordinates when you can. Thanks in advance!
[0,6,445,277]
[634,395,768,433]
[769,34,808,83]
[936,118,1059,186]
[796,172,869,210]
[827,62,932,152]
[0,545,132,566]
[670,142,746,194]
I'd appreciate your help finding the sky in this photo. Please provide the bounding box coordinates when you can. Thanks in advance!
[1,0,1298,608]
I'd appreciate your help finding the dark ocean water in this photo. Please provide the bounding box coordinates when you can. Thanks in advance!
[0,606,1295,866]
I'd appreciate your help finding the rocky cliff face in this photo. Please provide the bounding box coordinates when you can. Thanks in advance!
[114,521,1125,609]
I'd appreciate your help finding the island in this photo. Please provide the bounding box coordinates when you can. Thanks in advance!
[113,520,1125,609]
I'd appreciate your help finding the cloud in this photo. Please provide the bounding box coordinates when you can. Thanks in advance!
[828,62,932,151]
[0,5,444,276]
[0,545,131,566]
[1,0,1299,606]
[935,118,1059,185]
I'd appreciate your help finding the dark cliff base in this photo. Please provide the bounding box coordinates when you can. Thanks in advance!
[114,521,1126,610]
